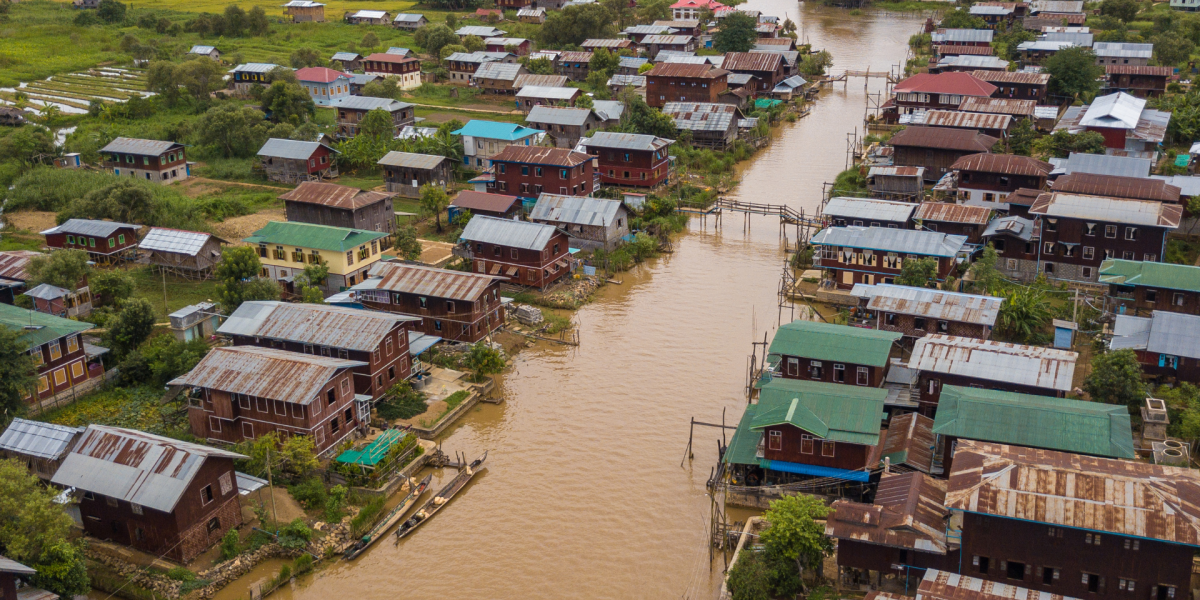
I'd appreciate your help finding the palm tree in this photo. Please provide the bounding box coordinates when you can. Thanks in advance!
[997,286,1052,344]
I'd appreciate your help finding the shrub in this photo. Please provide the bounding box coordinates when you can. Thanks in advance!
[277,520,312,550]
[292,553,314,575]
[349,496,386,538]
[219,528,239,561]
[376,382,428,420]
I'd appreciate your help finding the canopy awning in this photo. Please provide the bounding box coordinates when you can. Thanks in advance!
[759,459,871,482]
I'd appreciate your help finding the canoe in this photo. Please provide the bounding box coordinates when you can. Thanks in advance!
[344,474,432,560]
[394,451,488,542]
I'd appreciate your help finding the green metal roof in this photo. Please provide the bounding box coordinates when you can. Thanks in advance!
[335,429,408,466]
[1098,259,1200,294]
[244,221,389,253]
[0,303,92,348]
[767,320,901,367]
[752,379,886,446]
[932,385,1135,459]
[723,404,761,466]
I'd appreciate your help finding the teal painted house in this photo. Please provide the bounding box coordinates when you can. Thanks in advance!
[296,66,352,107]
[452,120,544,170]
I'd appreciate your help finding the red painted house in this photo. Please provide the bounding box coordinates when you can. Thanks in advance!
[458,215,572,289]
[40,219,142,264]
[580,131,673,188]
[721,52,787,94]
[886,71,997,120]
[811,226,968,290]
[484,37,532,55]
[1054,91,1169,153]
[489,145,596,199]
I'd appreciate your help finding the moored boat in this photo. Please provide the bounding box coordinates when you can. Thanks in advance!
[344,474,432,560]
[394,451,488,542]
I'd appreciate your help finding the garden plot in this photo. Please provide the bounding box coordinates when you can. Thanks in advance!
[0,67,150,114]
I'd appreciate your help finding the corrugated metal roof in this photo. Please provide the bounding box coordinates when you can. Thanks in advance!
[1093,41,1153,58]
[957,96,1036,117]
[1031,0,1084,11]
[645,62,727,79]
[256,138,337,160]
[825,471,947,552]
[936,55,1009,69]
[282,1,323,6]
[773,75,808,92]
[1098,258,1200,293]
[592,100,624,122]
[1029,192,1182,227]
[40,218,141,237]
[349,73,378,85]
[1107,65,1173,76]
[514,74,569,89]
[516,85,579,100]
[483,37,529,46]
[517,7,545,15]
[868,166,924,178]
[446,51,500,64]
[530,194,625,227]
[913,202,992,225]
[856,283,1002,326]
[930,28,995,43]
[722,51,781,72]
[1051,173,1180,202]
[295,66,349,83]
[970,4,1012,13]
[334,95,411,111]
[50,424,245,513]
[460,215,560,250]
[1057,151,1151,178]
[661,102,738,132]
[392,13,424,21]
[356,261,503,302]
[556,51,594,63]
[1079,91,1145,129]
[218,301,416,351]
[968,70,1050,85]
[933,385,1135,459]
[822,197,917,223]
[945,440,1200,545]
[811,226,968,258]
[190,45,216,54]
[662,55,710,65]
[623,24,676,34]
[894,72,997,97]
[618,56,648,68]
[456,25,506,36]
[243,221,388,253]
[1109,313,1152,351]
[1016,40,1076,52]
[880,413,936,472]
[0,418,83,460]
[581,131,671,151]
[0,556,36,576]
[100,137,184,155]
[377,151,447,170]
[449,191,521,213]
[277,181,392,209]
[231,63,280,74]
[330,51,361,61]
[887,126,998,152]
[768,319,901,367]
[753,378,886,446]
[1142,310,1200,359]
[452,120,543,141]
[923,110,1012,131]
[581,38,632,48]
[951,153,1051,176]
[169,346,365,405]
[935,45,995,56]
[490,145,590,167]
[918,569,1085,600]
[722,403,760,466]
[475,61,523,81]
[527,106,592,128]
[22,283,69,301]
[1040,31,1093,45]
[608,74,647,87]
[350,9,387,18]
[908,334,1077,391]
[0,250,40,282]
[643,34,694,44]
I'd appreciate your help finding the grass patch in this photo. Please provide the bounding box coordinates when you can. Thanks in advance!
[349,496,386,538]
[420,390,470,427]
[542,310,572,334]
[127,265,220,319]
[37,385,189,436]
[0,231,46,252]
[1167,236,1200,266]
[0,90,90,110]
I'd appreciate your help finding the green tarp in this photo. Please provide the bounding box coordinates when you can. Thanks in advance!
[336,429,407,466]
[754,99,782,109]
[1176,154,1191,168]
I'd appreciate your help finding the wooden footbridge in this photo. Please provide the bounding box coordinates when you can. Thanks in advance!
[679,197,826,244]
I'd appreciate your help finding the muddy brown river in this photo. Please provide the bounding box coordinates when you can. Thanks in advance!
[211,6,928,599]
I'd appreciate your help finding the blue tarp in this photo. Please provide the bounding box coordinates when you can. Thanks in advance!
[760,459,872,482]
[408,332,442,357]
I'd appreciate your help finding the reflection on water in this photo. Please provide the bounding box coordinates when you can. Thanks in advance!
[212,5,927,599]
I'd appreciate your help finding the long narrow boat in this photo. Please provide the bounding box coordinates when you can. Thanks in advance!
[394,451,488,542]
[344,474,432,560]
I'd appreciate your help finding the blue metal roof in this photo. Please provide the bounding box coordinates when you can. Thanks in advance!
[452,119,543,141]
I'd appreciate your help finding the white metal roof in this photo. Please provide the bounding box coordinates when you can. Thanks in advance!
[1079,92,1145,130]
[460,215,560,250]
[0,418,83,460]
[516,85,579,100]
[530,194,625,227]
[350,9,387,18]
[810,226,967,258]
[139,228,220,256]
[822,197,917,223]
[218,301,417,351]
[1030,192,1180,227]
[909,335,1077,391]
[931,29,994,43]
[1092,42,1153,58]
[852,283,1003,326]
[1055,152,1152,178]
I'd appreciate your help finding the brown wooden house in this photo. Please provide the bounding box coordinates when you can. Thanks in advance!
[1,303,105,410]
[458,215,572,289]
[101,137,190,184]
[334,96,415,139]
[554,51,594,82]
[887,72,997,120]
[51,425,245,563]
[448,191,523,221]
[362,53,421,90]
[474,61,527,94]
[40,219,142,264]
[812,226,968,290]
[377,151,452,198]
[218,301,418,401]
[489,145,596,199]
[1105,65,1172,98]
[912,202,993,243]
[908,334,1077,416]
[257,138,339,183]
[1050,173,1181,203]
[525,107,602,149]
[852,283,1003,341]
[949,153,1052,208]
[278,181,395,236]
[721,52,786,94]
[765,319,901,388]
[889,126,998,182]
[348,261,506,343]
[981,214,1040,281]
[580,131,673,188]
[1099,259,1200,317]
[0,418,83,482]
[139,228,227,280]
[969,69,1050,102]
[174,346,369,454]
[644,62,729,108]
[283,0,325,22]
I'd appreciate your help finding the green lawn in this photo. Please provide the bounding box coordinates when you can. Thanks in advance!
[127,265,221,320]
[0,230,46,252]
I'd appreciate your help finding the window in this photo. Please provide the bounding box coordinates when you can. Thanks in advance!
[1043,567,1060,585]
[1105,224,1118,238]
[1119,579,1135,592]
[53,368,66,386]
[857,367,869,385]
[1125,227,1138,241]
[106,496,118,507]
[419,297,427,309]
[974,556,989,574]
[1082,267,1093,278]
[885,313,896,326]
[801,434,814,454]
[938,320,949,333]
[1045,218,1057,232]
[1006,561,1026,580]
[809,361,823,379]
[327,388,336,405]
[1043,242,1055,255]
[1123,251,1134,260]
[821,440,835,457]
[206,517,221,533]
[1083,246,1094,260]
[237,393,250,410]
[201,484,214,505]
[131,503,143,515]
[767,430,782,451]
[1044,262,1055,274]
[786,357,799,376]
[1146,289,1158,303]
[914,317,927,330]
[67,335,79,353]
[833,364,845,383]
[1083,573,1103,593]
[67,235,75,244]
[49,340,61,360]
[511,248,519,260]
[1084,223,1097,236]
[1145,253,1157,262]
[330,416,340,434]
[340,378,350,396]
[118,234,125,244]
[447,301,455,313]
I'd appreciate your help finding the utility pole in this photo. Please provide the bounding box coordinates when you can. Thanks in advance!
[161,268,168,316]
[1073,287,1080,324]
[266,447,279,534]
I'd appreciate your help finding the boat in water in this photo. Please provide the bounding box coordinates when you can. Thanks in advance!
[344,474,432,560]
[394,451,488,542]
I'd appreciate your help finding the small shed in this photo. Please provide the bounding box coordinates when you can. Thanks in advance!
[139,228,227,279]
[449,191,523,221]
[529,194,631,251]
[1052,318,1076,349]
[0,418,83,481]
[392,13,427,29]
[866,166,926,199]
[330,52,363,72]
[189,45,221,60]
[169,302,222,342]
[25,283,92,319]
[377,151,452,198]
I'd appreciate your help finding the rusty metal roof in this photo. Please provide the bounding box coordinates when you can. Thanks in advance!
[867,166,924,177]
[935,45,995,56]
[957,96,1037,117]
[358,261,504,302]
[0,250,40,282]
[888,126,998,153]
[557,51,594,63]
[721,51,781,72]
[1051,173,1181,202]
[858,283,1002,326]
[950,152,1052,176]
[450,190,522,214]
[217,301,417,351]
[918,569,1084,600]
[880,412,936,472]
[909,335,1077,391]
[50,424,245,513]
[946,440,1200,546]
[1030,192,1183,227]
[168,346,365,406]
[825,471,948,553]
[644,62,728,79]
[278,181,393,209]
[490,145,591,167]
[968,70,1050,85]
[913,202,994,225]
[1106,65,1174,76]
[923,110,1012,132]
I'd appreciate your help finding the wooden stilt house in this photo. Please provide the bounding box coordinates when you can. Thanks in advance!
[139,228,228,280]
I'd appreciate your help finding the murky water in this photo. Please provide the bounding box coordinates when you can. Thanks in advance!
[217,6,926,600]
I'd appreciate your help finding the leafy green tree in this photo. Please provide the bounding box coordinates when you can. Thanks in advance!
[219,528,240,560]
[524,56,555,74]
[64,180,158,225]
[445,12,458,28]
[589,48,621,79]
[290,48,325,69]
[798,50,834,78]
[29,541,88,599]
[1006,118,1039,156]
[586,70,612,99]
[0,329,36,424]
[895,257,938,288]
[575,93,595,109]
[261,80,315,125]
[760,494,832,577]
[714,12,758,53]
[1084,349,1146,409]
[463,34,485,52]
[242,277,282,303]
[358,108,397,142]
[991,23,1037,61]
[635,0,673,22]
[618,87,678,138]
[97,0,126,23]
[638,61,654,74]
[280,435,320,479]
[940,8,986,29]
[726,550,770,600]
[362,32,381,49]
[996,286,1052,344]
[247,6,270,35]
[109,298,156,356]
[1032,129,1107,158]
[215,246,264,312]
[968,244,1005,293]
[0,460,86,598]
[1100,0,1140,22]
[362,76,401,100]
[0,125,54,165]
[394,224,423,260]
[297,263,329,303]
[414,24,460,57]
[440,44,469,61]
[601,0,634,30]
[539,4,616,48]
[1044,46,1105,99]
[90,270,135,307]
[26,250,92,292]
[136,334,211,385]
[467,342,505,381]
[419,184,451,232]
[223,4,247,35]
[1151,31,1195,66]
[195,104,271,158]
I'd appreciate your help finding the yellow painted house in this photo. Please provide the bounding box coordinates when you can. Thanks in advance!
[245,221,390,290]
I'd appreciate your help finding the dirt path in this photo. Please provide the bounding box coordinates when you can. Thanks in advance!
[3,210,58,233]
[211,208,286,242]
[408,102,523,115]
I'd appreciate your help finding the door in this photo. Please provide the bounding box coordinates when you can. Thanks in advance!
[841,270,853,285]
[864,274,874,284]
